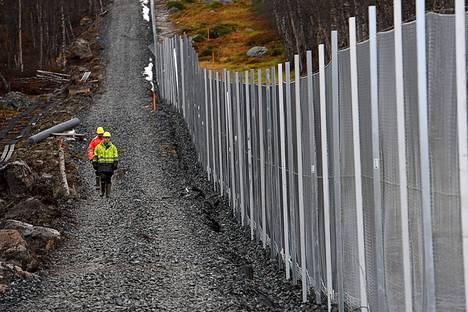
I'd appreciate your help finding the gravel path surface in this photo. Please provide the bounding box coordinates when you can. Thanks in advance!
[0,0,319,311]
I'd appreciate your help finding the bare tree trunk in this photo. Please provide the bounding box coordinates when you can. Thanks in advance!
[58,138,70,197]
[0,72,10,92]
[61,0,66,68]
[37,0,44,67]
[18,0,23,72]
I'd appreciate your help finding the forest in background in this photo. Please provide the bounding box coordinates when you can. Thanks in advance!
[0,0,108,91]
[253,0,454,68]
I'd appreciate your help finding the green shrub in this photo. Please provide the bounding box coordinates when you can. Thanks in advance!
[199,46,214,57]
[210,23,236,38]
[207,1,222,10]
[192,33,207,42]
[167,1,185,11]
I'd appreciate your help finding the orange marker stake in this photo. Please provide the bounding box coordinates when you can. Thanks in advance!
[152,91,156,112]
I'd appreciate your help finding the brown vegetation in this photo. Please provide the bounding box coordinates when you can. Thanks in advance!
[170,0,286,72]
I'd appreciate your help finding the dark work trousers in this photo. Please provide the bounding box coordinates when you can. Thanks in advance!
[99,172,114,193]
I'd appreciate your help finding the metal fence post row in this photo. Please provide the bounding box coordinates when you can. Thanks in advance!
[249,69,260,241]
[349,16,369,310]
[319,44,333,312]
[330,31,344,312]
[456,0,468,308]
[285,62,297,283]
[368,6,386,310]
[235,72,246,227]
[393,1,413,310]
[245,70,254,240]
[278,63,290,280]
[306,49,322,305]
[265,68,274,257]
[227,71,237,216]
[215,71,223,195]
[416,1,436,309]
[209,70,217,190]
[204,68,211,180]
[294,54,308,302]
[258,69,267,248]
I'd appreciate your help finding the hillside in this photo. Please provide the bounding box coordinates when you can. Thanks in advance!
[168,0,286,72]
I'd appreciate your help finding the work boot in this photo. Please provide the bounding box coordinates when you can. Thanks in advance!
[95,176,100,190]
[100,181,105,197]
[105,183,112,198]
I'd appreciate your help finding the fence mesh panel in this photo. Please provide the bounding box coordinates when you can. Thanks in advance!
[154,12,468,312]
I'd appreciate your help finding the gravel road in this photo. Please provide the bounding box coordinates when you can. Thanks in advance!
[0,0,319,310]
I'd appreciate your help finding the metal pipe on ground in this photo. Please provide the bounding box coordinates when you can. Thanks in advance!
[28,118,81,144]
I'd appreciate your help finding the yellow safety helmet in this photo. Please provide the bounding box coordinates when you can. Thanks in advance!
[96,127,105,135]
[103,131,111,138]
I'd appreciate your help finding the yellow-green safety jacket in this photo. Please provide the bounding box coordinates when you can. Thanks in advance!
[93,142,119,173]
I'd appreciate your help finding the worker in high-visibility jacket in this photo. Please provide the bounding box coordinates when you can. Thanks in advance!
[93,132,118,198]
[87,127,105,190]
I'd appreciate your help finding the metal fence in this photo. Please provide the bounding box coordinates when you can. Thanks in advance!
[151,0,468,311]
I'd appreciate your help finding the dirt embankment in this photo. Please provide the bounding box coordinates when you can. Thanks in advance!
[0,13,108,292]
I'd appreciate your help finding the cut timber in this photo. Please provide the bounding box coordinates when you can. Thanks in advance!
[68,87,91,96]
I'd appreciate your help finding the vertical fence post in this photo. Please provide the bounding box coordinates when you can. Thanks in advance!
[216,72,224,196]
[236,72,246,227]
[266,68,273,254]
[349,17,369,310]
[456,0,468,308]
[294,54,308,303]
[394,2,413,310]
[331,30,344,312]
[227,71,237,215]
[204,68,211,181]
[271,65,281,261]
[224,69,230,201]
[306,49,322,304]
[369,6,386,310]
[278,63,290,280]
[209,70,217,189]
[285,61,298,283]
[319,44,333,312]
[416,0,436,310]
[180,36,186,119]
[245,70,255,240]
[258,69,267,248]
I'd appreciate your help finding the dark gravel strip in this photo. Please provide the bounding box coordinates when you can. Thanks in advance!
[0,0,322,310]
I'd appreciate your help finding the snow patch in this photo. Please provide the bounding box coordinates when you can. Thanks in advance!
[140,0,150,22]
[144,58,154,92]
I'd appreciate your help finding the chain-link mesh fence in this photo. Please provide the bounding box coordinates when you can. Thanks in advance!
[152,10,468,312]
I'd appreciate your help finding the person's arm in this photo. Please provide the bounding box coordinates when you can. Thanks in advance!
[87,139,95,160]
[93,145,99,169]
[112,146,119,170]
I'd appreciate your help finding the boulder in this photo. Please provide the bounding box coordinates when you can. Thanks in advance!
[0,91,32,111]
[0,229,32,268]
[0,161,36,196]
[247,46,269,57]
[4,197,60,225]
[69,38,93,60]
[1,220,61,254]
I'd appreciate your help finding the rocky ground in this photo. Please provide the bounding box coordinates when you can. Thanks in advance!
[0,11,106,293]
[0,0,325,310]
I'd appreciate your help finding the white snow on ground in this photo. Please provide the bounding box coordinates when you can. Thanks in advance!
[140,0,150,22]
[144,58,154,91]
